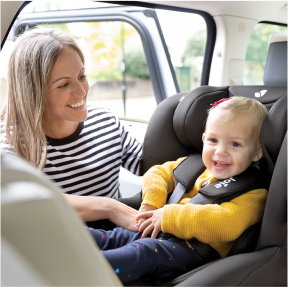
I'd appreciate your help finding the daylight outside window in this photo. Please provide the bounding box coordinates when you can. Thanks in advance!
[1,1,207,121]
[156,9,207,92]
[243,22,287,85]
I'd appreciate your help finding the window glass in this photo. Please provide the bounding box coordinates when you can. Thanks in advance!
[243,23,287,85]
[156,9,207,92]
[39,22,156,122]
[0,29,14,109]
[21,1,119,13]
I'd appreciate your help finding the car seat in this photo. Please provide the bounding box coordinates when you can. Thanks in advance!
[121,31,287,286]
[1,154,122,286]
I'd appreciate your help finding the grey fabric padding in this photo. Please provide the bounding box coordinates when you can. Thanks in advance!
[173,86,229,151]
[229,85,287,107]
[132,87,287,286]
[174,247,284,286]
[142,92,191,174]
[264,41,287,86]
[172,154,205,191]
[261,96,287,173]
[256,133,287,250]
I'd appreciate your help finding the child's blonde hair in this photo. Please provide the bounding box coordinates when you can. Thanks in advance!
[1,28,85,170]
[207,96,268,138]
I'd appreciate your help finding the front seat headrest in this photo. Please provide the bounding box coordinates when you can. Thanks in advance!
[264,30,287,86]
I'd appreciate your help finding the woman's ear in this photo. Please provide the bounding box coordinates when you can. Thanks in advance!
[253,143,263,162]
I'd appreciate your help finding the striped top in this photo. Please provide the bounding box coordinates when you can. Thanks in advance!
[2,106,142,198]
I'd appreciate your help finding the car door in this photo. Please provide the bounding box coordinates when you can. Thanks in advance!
[8,6,179,197]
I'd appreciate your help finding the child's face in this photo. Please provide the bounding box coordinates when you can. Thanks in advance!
[202,109,263,179]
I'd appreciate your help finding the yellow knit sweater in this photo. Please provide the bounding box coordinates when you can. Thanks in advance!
[142,157,268,258]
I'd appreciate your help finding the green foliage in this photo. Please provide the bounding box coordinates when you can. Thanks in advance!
[245,23,287,67]
[88,68,122,81]
[125,49,150,79]
[181,29,207,66]
[244,23,287,84]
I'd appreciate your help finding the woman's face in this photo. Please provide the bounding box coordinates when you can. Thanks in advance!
[43,47,89,136]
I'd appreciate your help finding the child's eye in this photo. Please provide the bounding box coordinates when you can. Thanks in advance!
[231,142,240,147]
[209,138,217,143]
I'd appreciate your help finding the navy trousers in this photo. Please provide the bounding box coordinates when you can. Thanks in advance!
[88,227,203,284]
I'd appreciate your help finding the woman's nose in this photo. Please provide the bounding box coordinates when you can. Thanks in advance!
[74,81,87,97]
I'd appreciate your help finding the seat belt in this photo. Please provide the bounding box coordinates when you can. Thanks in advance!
[167,154,205,204]
[162,154,271,263]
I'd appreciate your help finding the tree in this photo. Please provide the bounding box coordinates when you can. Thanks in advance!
[181,29,206,66]
[125,49,150,79]
[245,23,287,68]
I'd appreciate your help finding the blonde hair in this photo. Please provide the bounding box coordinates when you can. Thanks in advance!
[207,96,268,137]
[1,28,85,170]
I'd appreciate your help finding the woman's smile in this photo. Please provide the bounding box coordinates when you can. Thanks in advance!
[42,47,89,138]
[66,99,85,110]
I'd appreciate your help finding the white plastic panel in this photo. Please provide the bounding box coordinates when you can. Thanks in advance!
[0,0,25,49]
[209,15,257,86]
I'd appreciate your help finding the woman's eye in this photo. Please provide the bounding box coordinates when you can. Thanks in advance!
[231,142,240,147]
[58,83,69,89]
[79,75,87,81]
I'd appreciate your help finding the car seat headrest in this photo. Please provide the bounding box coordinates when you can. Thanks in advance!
[264,30,287,86]
[173,86,230,153]
[261,95,287,173]
[173,86,287,173]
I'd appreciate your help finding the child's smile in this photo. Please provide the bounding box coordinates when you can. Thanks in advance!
[213,160,232,171]
[202,108,263,179]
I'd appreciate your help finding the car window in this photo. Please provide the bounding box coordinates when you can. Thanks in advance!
[243,22,287,85]
[1,1,207,121]
[38,21,156,123]
[0,28,13,109]
[156,9,207,92]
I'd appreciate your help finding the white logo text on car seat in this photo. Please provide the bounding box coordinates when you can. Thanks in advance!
[215,177,236,188]
[255,90,267,97]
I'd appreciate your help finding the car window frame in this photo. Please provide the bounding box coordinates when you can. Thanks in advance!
[12,7,175,104]
[106,1,217,86]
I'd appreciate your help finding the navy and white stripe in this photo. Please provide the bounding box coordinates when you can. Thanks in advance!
[43,106,142,198]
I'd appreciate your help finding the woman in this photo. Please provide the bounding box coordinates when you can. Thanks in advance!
[1,28,142,231]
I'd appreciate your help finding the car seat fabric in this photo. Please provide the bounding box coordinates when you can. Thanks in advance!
[264,30,287,86]
[141,85,287,175]
[124,87,287,285]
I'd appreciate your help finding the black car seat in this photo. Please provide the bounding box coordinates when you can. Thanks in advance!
[122,31,287,286]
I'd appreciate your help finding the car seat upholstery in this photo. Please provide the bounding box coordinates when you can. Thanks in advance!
[123,31,287,286]
[1,153,122,286]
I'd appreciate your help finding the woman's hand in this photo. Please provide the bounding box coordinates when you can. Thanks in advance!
[106,199,139,232]
[63,194,139,232]
[136,208,164,239]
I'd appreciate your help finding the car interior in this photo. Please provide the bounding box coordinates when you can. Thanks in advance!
[1,1,287,286]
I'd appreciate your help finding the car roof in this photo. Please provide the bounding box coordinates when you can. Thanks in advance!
[1,1,287,45]
[141,1,287,24]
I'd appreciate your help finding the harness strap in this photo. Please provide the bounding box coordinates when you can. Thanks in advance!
[159,154,270,263]
[167,182,186,204]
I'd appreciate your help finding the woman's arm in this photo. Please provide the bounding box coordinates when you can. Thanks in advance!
[63,194,138,232]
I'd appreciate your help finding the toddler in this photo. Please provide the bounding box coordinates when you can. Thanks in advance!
[88,96,268,284]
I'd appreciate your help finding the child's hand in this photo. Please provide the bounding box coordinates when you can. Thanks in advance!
[136,204,157,228]
[136,208,164,239]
